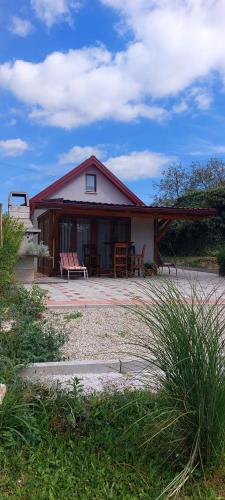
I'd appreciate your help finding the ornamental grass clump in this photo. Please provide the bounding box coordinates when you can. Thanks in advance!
[130,279,225,497]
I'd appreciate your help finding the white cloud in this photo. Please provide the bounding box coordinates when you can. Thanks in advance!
[0,139,29,157]
[210,145,225,154]
[190,140,225,156]
[101,0,225,96]
[106,151,175,181]
[31,0,81,27]
[59,145,104,164]
[0,48,165,128]
[194,92,213,111]
[1,1,225,128]
[59,145,174,180]
[9,16,34,37]
[172,101,188,114]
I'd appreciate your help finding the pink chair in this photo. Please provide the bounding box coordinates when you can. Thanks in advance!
[60,252,88,280]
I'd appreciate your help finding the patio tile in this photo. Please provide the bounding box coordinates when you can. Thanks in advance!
[29,269,222,308]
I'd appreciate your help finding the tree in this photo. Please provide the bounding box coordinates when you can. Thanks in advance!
[189,158,225,190]
[154,163,189,206]
[154,157,225,206]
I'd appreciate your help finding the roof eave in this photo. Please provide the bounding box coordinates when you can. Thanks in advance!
[33,199,217,220]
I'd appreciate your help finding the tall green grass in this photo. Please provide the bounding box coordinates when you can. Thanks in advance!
[129,279,225,496]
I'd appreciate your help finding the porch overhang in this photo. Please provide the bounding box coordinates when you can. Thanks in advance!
[33,199,217,221]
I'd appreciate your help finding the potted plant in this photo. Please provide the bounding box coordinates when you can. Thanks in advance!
[25,241,50,258]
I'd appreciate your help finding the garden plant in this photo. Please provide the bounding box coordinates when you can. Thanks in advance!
[129,279,225,497]
[0,217,225,497]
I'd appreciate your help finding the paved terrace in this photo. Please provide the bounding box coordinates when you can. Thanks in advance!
[24,269,225,391]
[32,269,225,307]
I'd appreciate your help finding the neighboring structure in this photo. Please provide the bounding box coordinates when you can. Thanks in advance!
[8,192,40,282]
[30,156,216,276]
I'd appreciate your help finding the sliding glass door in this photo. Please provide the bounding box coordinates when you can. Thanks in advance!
[58,217,73,253]
[76,218,91,263]
[97,219,111,270]
[57,215,130,273]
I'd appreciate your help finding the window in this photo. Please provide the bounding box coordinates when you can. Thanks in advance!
[86,174,96,192]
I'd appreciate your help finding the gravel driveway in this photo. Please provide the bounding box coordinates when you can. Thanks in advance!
[49,306,150,360]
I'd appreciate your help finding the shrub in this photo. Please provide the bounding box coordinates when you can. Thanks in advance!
[1,316,67,364]
[0,286,68,364]
[9,285,47,319]
[0,215,24,296]
[217,246,225,276]
[130,279,225,496]
[25,241,49,258]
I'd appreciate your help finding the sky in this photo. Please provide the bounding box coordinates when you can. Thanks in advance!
[1,0,225,208]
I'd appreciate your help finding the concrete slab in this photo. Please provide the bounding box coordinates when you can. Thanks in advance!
[20,358,154,393]
[21,359,121,377]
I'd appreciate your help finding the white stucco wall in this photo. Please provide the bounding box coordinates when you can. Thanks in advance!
[51,166,133,204]
[32,208,47,229]
[131,218,154,263]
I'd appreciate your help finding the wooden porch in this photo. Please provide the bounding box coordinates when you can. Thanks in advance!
[35,200,216,277]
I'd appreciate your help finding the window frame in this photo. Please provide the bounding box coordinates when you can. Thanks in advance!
[85,173,97,193]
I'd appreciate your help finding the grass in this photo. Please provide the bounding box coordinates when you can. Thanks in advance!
[1,278,225,498]
[128,279,225,496]
[0,382,224,499]
[171,255,218,269]
[64,311,82,321]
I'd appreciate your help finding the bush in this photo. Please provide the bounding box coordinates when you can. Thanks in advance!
[0,215,24,296]
[130,279,225,496]
[217,246,225,276]
[9,285,47,319]
[159,186,225,256]
[0,285,68,364]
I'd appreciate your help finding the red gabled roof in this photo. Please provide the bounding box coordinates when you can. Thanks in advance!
[30,156,144,206]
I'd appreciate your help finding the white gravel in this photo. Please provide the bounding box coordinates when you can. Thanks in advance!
[48,307,150,361]
[30,372,149,394]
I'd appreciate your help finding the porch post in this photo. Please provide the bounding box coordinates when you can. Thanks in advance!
[51,210,58,275]
[154,219,172,266]
[153,219,158,265]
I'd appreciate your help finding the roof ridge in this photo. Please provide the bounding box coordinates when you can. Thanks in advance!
[30,156,144,207]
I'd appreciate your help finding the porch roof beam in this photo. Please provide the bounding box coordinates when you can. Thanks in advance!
[34,204,216,221]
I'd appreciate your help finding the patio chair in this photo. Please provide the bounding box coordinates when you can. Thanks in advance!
[113,243,128,278]
[59,252,88,280]
[130,244,146,277]
[158,253,177,276]
[83,244,101,276]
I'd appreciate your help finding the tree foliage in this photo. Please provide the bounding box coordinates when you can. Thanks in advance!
[155,157,225,256]
[0,215,24,296]
[155,158,225,206]
[159,186,225,256]
[154,163,189,205]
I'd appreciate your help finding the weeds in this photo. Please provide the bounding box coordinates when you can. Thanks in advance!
[64,311,82,321]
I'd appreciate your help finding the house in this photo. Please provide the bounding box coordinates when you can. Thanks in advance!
[30,156,216,276]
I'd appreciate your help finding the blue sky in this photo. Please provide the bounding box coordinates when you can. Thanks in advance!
[1,0,225,208]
